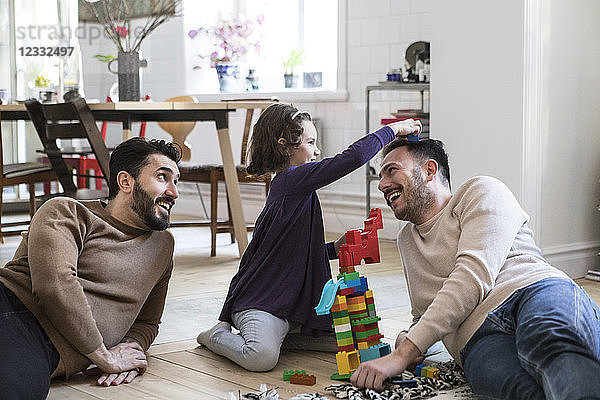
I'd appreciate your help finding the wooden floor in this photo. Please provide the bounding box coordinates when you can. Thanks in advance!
[1,220,598,399]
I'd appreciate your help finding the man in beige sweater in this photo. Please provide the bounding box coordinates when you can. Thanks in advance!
[0,137,180,399]
[351,138,600,399]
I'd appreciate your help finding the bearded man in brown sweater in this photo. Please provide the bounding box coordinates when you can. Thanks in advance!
[0,137,180,399]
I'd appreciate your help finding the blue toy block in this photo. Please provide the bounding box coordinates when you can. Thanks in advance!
[358,347,381,363]
[377,343,391,357]
[415,363,425,376]
[356,276,369,293]
[314,278,344,315]
[407,131,420,142]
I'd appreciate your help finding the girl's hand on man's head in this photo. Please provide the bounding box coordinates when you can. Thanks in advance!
[387,119,422,137]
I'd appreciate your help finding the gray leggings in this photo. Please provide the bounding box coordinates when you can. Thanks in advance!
[208,309,338,371]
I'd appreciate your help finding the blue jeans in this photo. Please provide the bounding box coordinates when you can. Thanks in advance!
[460,278,600,400]
[0,282,60,400]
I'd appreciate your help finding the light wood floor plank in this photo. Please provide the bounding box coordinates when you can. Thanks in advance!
[144,356,253,398]
[157,347,335,398]
[47,382,102,400]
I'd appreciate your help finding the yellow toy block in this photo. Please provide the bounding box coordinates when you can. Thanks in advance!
[333,295,347,306]
[357,342,369,350]
[336,350,361,375]
[333,316,351,326]
[336,336,354,347]
[367,339,381,347]
[426,367,440,379]
[347,302,367,313]
[364,290,374,299]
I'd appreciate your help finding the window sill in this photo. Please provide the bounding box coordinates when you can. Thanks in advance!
[190,89,348,103]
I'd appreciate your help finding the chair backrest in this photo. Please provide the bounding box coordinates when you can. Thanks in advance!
[157,96,197,161]
[25,98,111,194]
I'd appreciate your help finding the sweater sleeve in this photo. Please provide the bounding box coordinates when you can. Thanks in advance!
[406,177,528,353]
[283,126,395,194]
[124,259,173,350]
[27,198,104,355]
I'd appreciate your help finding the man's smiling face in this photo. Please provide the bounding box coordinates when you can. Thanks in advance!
[131,154,179,230]
[378,147,433,223]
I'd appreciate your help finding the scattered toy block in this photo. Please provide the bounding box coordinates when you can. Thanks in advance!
[415,364,425,377]
[290,373,316,386]
[283,369,305,381]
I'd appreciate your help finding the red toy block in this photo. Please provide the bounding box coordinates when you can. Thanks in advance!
[337,344,355,352]
[338,209,383,268]
[290,373,316,386]
[338,287,356,296]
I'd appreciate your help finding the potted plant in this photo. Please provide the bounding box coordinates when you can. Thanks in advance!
[189,16,264,93]
[283,49,305,89]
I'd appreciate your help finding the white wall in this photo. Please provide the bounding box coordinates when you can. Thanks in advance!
[537,0,600,276]
[429,0,600,277]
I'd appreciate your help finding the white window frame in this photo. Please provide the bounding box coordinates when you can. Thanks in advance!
[191,0,347,103]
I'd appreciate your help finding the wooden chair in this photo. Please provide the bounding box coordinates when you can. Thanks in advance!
[160,97,273,256]
[24,98,110,202]
[0,148,57,241]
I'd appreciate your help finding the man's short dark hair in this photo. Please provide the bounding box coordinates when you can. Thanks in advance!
[108,137,181,200]
[382,138,451,189]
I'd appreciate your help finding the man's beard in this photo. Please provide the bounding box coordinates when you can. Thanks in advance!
[131,183,170,231]
[394,167,435,224]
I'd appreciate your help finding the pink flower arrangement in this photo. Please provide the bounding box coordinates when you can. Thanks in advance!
[188,16,264,68]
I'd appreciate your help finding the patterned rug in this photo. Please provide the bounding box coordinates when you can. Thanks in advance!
[324,361,476,400]
[239,362,476,400]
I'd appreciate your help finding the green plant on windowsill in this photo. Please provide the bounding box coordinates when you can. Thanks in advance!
[282,49,305,88]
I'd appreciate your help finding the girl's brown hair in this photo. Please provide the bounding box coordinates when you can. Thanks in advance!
[246,103,311,176]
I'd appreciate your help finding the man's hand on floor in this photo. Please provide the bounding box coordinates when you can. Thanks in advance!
[86,342,148,377]
[96,367,145,386]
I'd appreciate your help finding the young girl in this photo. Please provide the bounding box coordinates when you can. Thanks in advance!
[197,103,421,371]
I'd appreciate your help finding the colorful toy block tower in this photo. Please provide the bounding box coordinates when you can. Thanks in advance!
[315,208,392,379]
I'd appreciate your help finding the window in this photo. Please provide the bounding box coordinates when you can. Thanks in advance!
[182,0,345,100]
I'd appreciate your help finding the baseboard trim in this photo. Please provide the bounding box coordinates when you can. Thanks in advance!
[542,241,600,279]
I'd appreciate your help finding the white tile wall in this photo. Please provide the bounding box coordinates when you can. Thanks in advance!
[78,1,431,237]
[302,0,431,205]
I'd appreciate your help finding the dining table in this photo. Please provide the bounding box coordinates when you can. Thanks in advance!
[0,100,276,256]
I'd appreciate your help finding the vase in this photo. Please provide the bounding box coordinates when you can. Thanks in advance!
[215,64,240,93]
[284,74,298,89]
[108,51,147,101]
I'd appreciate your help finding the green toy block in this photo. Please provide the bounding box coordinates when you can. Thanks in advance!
[330,372,352,380]
[349,312,369,320]
[355,328,380,340]
[337,272,360,281]
[332,309,349,319]
[283,369,305,381]
[351,316,381,326]
[335,330,353,341]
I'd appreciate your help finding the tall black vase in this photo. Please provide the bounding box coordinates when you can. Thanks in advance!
[108,51,141,101]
